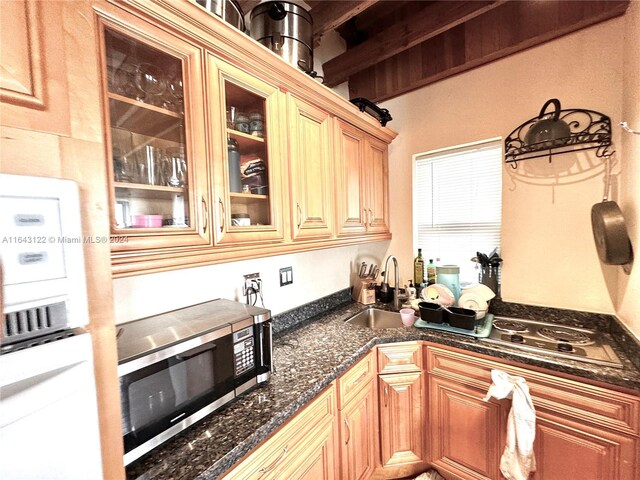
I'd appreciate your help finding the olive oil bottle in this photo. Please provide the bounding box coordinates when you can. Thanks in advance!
[414,249,425,285]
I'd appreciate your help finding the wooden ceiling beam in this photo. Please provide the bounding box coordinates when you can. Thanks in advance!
[347,0,630,103]
[311,1,380,47]
[323,0,506,87]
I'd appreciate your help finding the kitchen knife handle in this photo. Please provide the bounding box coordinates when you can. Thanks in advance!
[296,202,302,229]
[202,197,208,234]
[344,417,351,444]
[259,446,288,475]
[218,197,225,233]
[384,385,388,407]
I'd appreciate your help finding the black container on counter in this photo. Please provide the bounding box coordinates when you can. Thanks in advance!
[418,301,444,324]
[446,306,476,330]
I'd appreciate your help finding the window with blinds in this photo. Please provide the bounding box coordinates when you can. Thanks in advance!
[413,139,502,283]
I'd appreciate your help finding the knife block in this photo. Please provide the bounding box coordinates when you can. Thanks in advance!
[352,279,376,305]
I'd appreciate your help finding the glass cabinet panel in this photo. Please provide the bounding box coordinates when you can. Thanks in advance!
[104,28,191,230]
[223,80,271,228]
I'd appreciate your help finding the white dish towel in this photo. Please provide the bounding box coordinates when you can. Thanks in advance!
[483,369,537,480]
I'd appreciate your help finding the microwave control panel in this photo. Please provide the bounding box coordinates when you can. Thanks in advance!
[233,326,255,376]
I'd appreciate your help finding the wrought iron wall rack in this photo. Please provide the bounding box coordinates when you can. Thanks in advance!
[504,108,613,168]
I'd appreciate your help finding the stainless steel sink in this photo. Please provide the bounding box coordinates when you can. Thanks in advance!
[345,308,404,329]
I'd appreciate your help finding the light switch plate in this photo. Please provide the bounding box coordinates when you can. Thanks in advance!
[279,267,293,286]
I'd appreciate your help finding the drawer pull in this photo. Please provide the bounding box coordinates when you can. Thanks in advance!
[344,417,351,444]
[259,446,288,475]
[351,369,368,387]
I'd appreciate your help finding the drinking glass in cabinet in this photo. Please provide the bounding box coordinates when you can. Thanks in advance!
[104,28,191,229]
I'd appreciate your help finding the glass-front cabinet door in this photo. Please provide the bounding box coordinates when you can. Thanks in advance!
[207,56,285,245]
[100,19,211,253]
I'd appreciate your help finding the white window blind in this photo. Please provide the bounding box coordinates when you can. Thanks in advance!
[413,139,502,283]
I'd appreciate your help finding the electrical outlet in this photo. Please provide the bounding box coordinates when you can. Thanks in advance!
[243,273,262,305]
[279,267,293,286]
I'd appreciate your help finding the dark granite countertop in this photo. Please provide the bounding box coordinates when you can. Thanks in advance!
[128,300,640,480]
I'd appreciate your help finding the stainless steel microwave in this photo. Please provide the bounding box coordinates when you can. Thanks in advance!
[116,299,272,466]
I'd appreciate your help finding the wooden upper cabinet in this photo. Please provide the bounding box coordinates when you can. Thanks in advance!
[365,136,390,233]
[334,120,390,237]
[0,0,70,135]
[335,120,367,236]
[287,95,335,241]
[206,56,286,246]
[97,12,211,253]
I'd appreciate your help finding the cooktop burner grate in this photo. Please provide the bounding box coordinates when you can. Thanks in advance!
[537,326,592,345]
[493,319,528,333]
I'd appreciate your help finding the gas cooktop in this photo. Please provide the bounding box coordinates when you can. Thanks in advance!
[482,316,623,368]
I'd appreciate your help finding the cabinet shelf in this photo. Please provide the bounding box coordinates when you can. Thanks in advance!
[115,182,185,199]
[229,192,268,203]
[109,94,185,143]
[228,128,266,156]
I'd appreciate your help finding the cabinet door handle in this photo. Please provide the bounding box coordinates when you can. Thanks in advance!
[259,446,288,475]
[384,385,389,407]
[344,416,351,445]
[202,197,208,234]
[368,208,373,226]
[218,197,225,233]
[363,208,368,227]
[296,202,302,229]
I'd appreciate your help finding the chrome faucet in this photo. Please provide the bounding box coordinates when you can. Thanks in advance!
[383,255,400,310]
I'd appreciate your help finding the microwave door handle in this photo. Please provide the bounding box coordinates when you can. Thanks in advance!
[176,343,216,361]
[263,322,272,372]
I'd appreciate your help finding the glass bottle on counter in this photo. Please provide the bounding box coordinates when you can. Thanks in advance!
[414,248,425,285]
[426,258,437,285]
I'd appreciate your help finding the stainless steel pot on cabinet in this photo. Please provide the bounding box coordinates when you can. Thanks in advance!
[250,1,313,74]
[195,0,245,32]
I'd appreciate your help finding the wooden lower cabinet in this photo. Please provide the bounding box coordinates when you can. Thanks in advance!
[274,419,339,480]
[220,384,338,480]
[426,345,640,480]
[533,414,638,480]
[340,379,377,480]
[428,375,505,480]
[378,372,425,469]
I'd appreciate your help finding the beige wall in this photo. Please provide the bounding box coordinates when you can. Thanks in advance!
[616,1,640,338]
[382,16,638,330]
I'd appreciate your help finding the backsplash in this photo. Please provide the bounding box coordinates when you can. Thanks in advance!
[112,242,389,324]
[489,299,613,331]
[272,288,351,334]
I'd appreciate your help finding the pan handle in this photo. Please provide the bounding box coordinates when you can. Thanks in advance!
[602,155,612,202]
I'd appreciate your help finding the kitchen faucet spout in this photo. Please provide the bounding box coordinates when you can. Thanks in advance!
[383,255,400,310]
